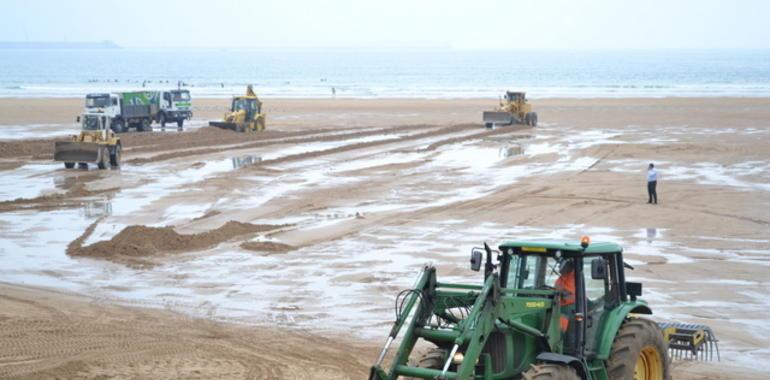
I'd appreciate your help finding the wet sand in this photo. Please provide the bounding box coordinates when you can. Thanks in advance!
[1,97,769,378]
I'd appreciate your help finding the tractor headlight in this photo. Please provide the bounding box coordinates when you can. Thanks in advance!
[452,352,464,365]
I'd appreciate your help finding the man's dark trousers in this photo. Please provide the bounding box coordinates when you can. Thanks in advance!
[648,181,658,204]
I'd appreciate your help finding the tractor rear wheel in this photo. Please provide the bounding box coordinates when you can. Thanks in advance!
[607,318,670,380]
[522,363,580,380]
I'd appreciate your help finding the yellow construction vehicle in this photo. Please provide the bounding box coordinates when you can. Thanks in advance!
[54,114,121,169]
[209,85,266,132]
[483,91,538,128]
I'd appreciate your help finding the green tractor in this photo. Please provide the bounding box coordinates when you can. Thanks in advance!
[369,238,718,380]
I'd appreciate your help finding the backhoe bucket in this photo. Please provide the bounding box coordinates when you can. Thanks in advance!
[483,111,513,126]
[659,322,720,361]
[54,141,101,163]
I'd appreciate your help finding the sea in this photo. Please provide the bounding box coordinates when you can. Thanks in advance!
[1,48,769,98]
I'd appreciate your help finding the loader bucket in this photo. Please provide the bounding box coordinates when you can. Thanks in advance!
[659,322,720,361]
[209,121,241,132]
[54,141,101,163]
[482,111,513,126]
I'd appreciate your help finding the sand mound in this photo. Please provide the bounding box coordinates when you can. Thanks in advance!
[240,240,294,254]
[69,221,281,258]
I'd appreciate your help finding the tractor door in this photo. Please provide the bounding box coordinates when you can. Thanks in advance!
[581,254,621,357]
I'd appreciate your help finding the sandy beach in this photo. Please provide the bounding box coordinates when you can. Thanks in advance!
[1,97,769,379]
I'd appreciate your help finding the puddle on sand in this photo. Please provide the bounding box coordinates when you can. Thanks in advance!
[0,163,63,201]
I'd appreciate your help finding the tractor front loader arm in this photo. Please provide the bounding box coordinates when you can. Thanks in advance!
[448,273,502,380]
[369,266,437,380]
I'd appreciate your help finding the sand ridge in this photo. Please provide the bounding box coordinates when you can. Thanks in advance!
[68,220,285,260]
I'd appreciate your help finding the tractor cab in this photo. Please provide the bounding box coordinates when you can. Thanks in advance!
[232,97,261,120]
[497,239,640,359]
[504,91,526,103]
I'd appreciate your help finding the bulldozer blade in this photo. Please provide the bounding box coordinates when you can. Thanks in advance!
[53,141,101,163]
[659,322,720,361]
[482,111,513,126]
[209,121,239,132]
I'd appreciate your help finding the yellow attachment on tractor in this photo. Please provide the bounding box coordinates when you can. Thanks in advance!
[209,85,266,133]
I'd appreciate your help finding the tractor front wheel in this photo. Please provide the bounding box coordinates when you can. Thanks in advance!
[405,348,445,380]
[522,363,580,380]
[110,144,122,167]
[607,318,670,380]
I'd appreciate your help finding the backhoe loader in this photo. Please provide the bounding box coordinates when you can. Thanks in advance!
[54,114,121,169]
[370,237,718,380]
[209,85,266,132]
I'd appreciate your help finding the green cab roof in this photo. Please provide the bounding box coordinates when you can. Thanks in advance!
[498,240,623,254]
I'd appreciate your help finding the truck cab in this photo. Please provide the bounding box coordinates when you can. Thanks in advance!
[85,93,120,118]
[159,89,192,130]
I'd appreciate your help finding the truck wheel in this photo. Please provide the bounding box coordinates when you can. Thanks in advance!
[160,113,166,128]
[110,144,122,167]
[64,162,75,169]
[78,163,88,169]
[522,363,580,380]
[177,118,184,130]
[531,113,538,127]
[114,120,126,133]
[607,318,670,380]
[524,113,531,126]
[140,119,152,132]
[485,122,493,129]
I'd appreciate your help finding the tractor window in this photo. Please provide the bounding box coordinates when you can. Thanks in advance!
[83,116,100,130]
[508,254,564,290]
[583,257,607,303]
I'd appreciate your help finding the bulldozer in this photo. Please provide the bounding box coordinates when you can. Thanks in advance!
[370,237,718,380]
[54,114,122,170]
[483,91,538,128]
[209,85,266,132]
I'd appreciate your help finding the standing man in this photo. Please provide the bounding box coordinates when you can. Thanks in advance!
[647,163,658,204]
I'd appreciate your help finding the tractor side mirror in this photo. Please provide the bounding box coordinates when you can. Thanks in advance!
[626,282,643,301]
[470,249,483,272]
[591,258,607,280]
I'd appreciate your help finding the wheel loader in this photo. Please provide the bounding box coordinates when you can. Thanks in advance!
[209,85,266,132]
[54,114,121,170]
[369,238,719,380]
[483,91,538,128]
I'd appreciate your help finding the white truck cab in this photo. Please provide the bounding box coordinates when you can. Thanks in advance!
[159,89,193,130]
[85,93,120,118]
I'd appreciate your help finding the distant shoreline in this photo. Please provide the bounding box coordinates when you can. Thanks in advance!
[0,41,120,50]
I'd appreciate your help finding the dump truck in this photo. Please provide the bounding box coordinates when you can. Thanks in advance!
[483,91,538,128]
[209,85,266,132]
[159,89,193,130]
[84,91,162,133]
[54,114,122,169]
[370,237,718,380]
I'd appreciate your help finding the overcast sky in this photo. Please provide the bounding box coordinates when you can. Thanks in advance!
[2,0,769,49]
